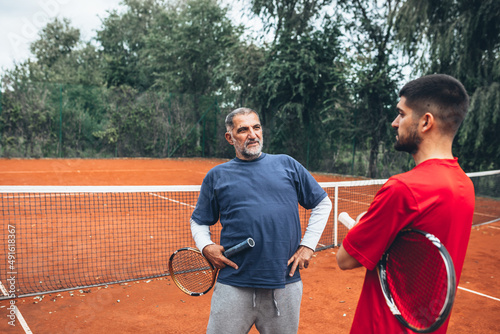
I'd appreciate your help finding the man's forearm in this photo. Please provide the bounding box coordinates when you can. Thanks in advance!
[190,218,214,251]
[301,196,332,250]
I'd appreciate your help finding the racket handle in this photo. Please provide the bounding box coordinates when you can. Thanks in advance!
[223,238,255,258]
[338,212,356,230]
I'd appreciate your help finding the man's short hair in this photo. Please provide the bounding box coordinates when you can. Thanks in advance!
[399,74,470,137]
[225,108,260,131]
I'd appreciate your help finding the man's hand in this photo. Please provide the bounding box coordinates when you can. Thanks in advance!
[287,245,314,277]
[202,244,239,270]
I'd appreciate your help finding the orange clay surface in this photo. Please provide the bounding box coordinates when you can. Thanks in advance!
[0,158,499,333]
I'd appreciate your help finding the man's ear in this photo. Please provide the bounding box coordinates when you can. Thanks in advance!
[421,113,435,133]
[225,132,234,145]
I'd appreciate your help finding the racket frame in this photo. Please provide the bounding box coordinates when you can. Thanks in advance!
[168,247,216,296]
[169,238,255,296]
[377,229,456,333]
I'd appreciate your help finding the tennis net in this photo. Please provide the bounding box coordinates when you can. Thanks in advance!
[1,171,499,300]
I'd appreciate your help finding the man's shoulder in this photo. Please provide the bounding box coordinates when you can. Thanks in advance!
[264,153,300,165]
[387,159,470,195]
[211,158,237,168]
[392,158,463,181]
[386,167,426,191]
[204,159,237,176]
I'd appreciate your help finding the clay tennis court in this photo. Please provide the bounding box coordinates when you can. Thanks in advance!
[0,158,499,333]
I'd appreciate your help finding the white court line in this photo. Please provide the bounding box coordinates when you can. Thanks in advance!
[149,193,196,209]
[474,211,498,218]
[338,197,372,207]
[458,286,500,302]
[0,281,32,334]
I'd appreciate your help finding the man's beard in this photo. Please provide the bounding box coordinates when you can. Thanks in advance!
[235,137,263,159]
[394,123,421,154]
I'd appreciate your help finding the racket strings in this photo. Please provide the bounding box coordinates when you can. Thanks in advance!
[170,250,215,294]
[386,233,449,329]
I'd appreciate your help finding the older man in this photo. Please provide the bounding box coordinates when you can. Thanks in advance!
[190,107,332,334]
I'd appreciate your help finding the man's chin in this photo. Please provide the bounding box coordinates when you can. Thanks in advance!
[394,143,418,155]
[243,148,262,159]
[394,142,406,152]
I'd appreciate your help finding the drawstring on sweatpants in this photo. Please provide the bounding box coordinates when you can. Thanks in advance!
[252,289,281,317]
[272,289,281,316]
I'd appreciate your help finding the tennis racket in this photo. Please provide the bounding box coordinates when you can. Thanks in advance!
[378,229,456,332]
[168,237,255,296]
[338,212,456,332]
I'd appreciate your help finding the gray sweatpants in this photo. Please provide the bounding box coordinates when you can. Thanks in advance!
[206,281,303,334]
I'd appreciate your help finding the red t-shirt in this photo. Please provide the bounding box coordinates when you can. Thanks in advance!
[342,158,475,334]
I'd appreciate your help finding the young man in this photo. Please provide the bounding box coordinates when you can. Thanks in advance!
[336,74,475,333]
[190,107,332,334]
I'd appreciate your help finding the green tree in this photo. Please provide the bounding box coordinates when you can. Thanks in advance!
[259,20,347,169]
[1,17,109,158]
[249,0,334,40]
[147,0,243,97]
[395,0,500,171]
[17,17,104,85]
[247,1,347,170]
[145,0,245,157]
[338,0,404,178]
[0,76,56,157]
[30,18,80,70]
[97,0,165,90]
[229,42,266,108]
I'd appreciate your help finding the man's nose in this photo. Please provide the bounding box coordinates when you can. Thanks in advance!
[248,128,257,138]
[391,116,399,129]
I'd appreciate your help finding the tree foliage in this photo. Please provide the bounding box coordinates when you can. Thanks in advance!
[97,0,165,90]
[0,0,497,175]
[258,20,347,169]
[249,0,334,40]
[395,0,500,170]
[146,0,243,96]
[246,0,349,169]
[338,0,404,177]
[30,18,81,70]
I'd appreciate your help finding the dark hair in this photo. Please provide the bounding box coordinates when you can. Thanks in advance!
[399,74,470,136]
[225,108,260,131]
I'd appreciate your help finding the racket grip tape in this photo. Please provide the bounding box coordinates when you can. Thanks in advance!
[223,238,255,258]
[338,212,356,230]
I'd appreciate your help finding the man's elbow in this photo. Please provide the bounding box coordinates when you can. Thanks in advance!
[336,258,349,271]
[336,254,352,271]
[336,246,362,270]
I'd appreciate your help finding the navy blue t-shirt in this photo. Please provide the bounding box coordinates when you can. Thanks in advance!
[191,153,327,289]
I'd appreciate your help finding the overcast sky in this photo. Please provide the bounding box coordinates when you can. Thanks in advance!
[0,0,123,74]
[0,0,252,76]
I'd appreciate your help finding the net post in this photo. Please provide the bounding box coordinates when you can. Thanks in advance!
[334,185,339,246]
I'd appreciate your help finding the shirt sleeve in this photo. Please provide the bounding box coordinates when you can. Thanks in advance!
[190,218,214,251]
[191,172,220,226]
[342,178,419,270]
[292,157,328,209]
[300,196,332,250]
